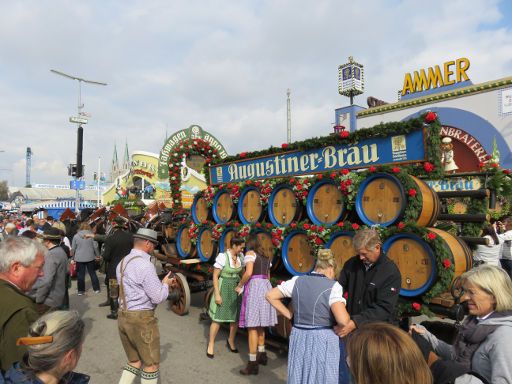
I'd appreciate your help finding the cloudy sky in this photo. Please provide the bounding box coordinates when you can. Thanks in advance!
[1,0,511,186]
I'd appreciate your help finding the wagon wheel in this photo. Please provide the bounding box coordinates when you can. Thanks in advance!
[170,273,190,316]
[204,287,214,310]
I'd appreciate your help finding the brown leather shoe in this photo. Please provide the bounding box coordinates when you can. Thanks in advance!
[240,361,259,375]
[256,352,268,366]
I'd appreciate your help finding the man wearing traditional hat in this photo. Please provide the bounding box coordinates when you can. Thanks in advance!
[29,227,69,314]
[116,228,175,384]
[101,215,134,320]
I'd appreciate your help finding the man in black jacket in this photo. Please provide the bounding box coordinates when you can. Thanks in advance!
[336,228,401,337]
[101,216,134,319]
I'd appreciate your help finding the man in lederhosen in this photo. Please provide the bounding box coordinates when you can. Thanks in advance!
[116,228,175,384]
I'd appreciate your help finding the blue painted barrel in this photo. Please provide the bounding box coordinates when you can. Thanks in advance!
[306,179,346,226]
[176,224,196,259]
[238,186,265,224]
[219,227,237,253]
[212,189,236,224]
[355,173,406,227]
[191,193,211,225]
[281,230,316,276]
[326,231,355,275]
[268,184,303,227]
[196,226,216,262]
[382,233,437,297]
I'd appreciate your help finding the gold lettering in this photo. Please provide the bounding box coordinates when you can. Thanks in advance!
[443,60,455,86]
[346,147,362,165]
[401,73,414,96]
[228,164,238,180]
[337,148,348,166]
[299,154,310,171]
[287,157,299,173]
[427,66,444,89]
[322,147,337,168]
[456,58,470,82]
[309,153,319,170]
[413,69,431,92]
[265,160,274,176]
[362,144,379,163]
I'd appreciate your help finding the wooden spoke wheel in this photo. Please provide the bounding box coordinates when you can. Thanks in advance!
[170,273,190,316]
[204,287,214,311]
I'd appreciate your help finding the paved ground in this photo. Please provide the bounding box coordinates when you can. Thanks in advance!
[71,277,289,383]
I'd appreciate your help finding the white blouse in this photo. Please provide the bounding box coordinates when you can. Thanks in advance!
[242,251,272,267]
[213,251,243,269]
[277,274,346,306]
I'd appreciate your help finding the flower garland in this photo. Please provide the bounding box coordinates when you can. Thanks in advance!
[379,222,454,301]
[168,138,218,209]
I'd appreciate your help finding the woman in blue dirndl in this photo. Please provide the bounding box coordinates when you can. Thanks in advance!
[266,248,350,384]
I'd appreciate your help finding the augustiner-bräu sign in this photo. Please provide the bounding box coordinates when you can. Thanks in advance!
[209,129,426,185]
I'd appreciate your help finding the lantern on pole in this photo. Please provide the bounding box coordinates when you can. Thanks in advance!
[338,56,364,105]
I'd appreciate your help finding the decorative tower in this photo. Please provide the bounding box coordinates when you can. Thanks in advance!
[122,140,130,172]
[338,56,365,105]
[110,144,119,182]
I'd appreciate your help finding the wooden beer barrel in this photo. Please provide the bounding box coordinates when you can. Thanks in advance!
[212,189,236,224]
[176,224,196,259]
[326,231,355,277]
[219,227,237,253]
[306,180,347,226]
[238,186,265,224]
[355,173,439,227]
[268,184,303,227]
[281,230,316,275]
[191,194,211,225]
[382,228,472,297]
[196,226,216,262]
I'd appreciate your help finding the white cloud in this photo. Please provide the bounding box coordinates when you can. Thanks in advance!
[0,0,511,185]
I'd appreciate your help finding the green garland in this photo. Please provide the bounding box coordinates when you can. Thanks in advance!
[204,112,443,181]
[379,223,455,301]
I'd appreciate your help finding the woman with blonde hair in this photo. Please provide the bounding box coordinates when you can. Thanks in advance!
[2,310,90,383]
[347,322,432,384]
[266,248,350,384]
[411,265,512,383]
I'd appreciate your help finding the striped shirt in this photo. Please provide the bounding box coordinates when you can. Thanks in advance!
[116,248,169,310]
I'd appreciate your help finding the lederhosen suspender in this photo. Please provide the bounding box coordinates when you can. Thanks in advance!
[118,255,142,311]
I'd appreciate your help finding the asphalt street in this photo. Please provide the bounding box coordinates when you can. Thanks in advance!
[71,277,289,383]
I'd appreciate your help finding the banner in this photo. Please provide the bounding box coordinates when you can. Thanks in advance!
[210,129,426,185]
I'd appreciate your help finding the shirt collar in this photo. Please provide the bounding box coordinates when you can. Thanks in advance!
[130,248,151,260]
[477,311,494,321]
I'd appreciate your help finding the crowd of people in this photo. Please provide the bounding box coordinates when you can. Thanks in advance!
[1,210,512,383]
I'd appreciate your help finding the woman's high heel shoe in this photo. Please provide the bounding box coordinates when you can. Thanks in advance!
[206,345,214,359]
[226,340,239,353]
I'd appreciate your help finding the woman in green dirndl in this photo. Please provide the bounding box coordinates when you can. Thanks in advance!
[207,235,245,358]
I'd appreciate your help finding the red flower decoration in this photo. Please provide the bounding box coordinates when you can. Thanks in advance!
[343,291,349,299]
[391,167,400,174]
[490,162,499,168]
[317,174,323,180]
[337,221,344,228]
[485,154,492,160]
[412,302,422,311]
[330,172,337,179]
[427,232,437,241]
[339,131,350,139]
[314,237,323,245]
[397,222,405,229]
[310,225,317,231]
[290,222,297,229]
[408,189,417,198]
[281,143,289,149]
[424,111,437,123]
[240,152,247,158]
[504,169,511,175]
[303,223,311,230]
[352,223,360,230]
[255,222,262,228]
[443,259,452,269]
[423,162,434,173]
[289,178,295,184]
[369,166,377,173]
[479,161,486,168]
[266,223,273,229]
[340,169,350,176]
[318,226,325,232]
[246,180,252,185]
